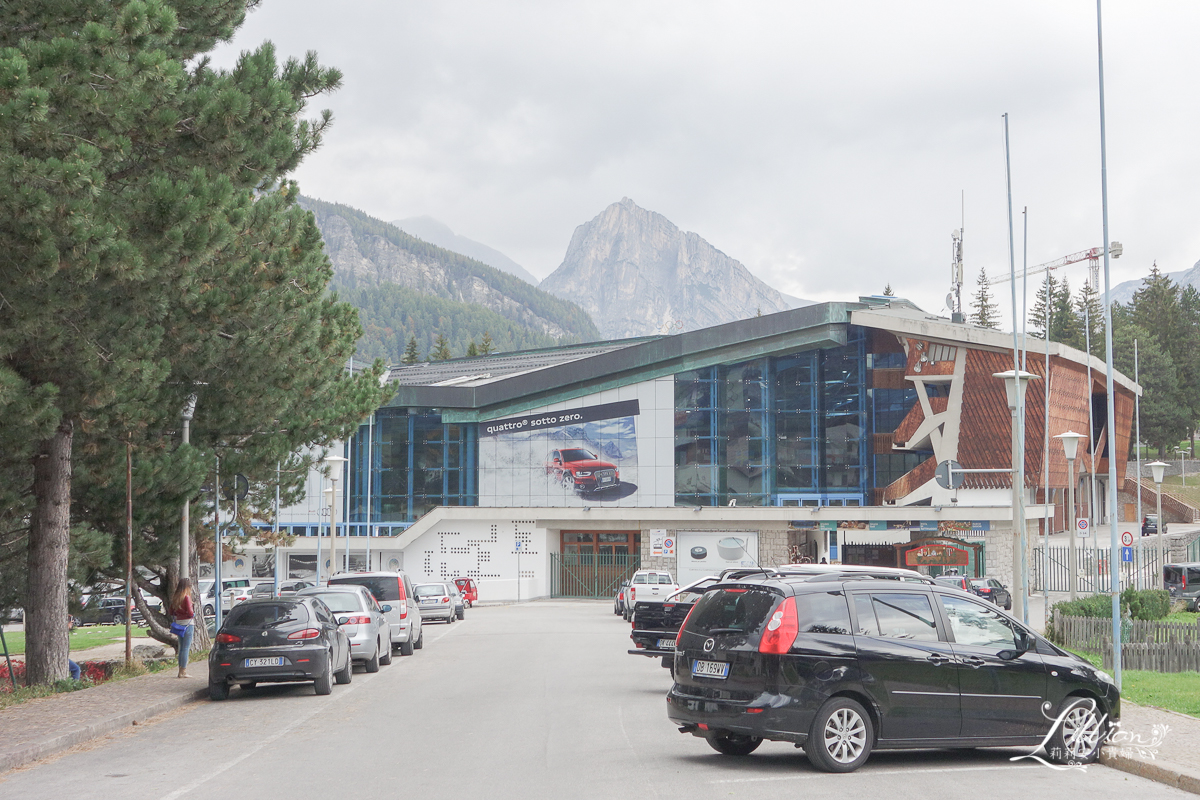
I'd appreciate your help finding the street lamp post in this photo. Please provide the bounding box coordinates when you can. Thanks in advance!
[180,395,197,582]
[1148,461,1168,589]
[995,369,1039,623]
[1177,448,1186,487]
[321,454,349,581]
[1056,431,1088,601]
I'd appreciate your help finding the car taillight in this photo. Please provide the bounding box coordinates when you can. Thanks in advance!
[215,633,241,644]
[442,597,450,604]
[678,603,698,636]
[287,628,321,640]
[758,597,799,655]
[340,616,372,626]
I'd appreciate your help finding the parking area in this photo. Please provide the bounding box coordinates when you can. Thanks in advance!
[0,601,1189,798]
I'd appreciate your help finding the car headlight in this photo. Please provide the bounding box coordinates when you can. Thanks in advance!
[577,471,591,476]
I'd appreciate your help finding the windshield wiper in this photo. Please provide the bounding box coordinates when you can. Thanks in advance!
[263,617,298,629]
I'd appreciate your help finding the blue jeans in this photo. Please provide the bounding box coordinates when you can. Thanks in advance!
[68,659,80,681]
[177,623,194,669]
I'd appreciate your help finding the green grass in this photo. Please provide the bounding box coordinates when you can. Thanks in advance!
[1,625,148,656]
[1164,611,1200,625]
[1069,648,1200,717]
[1156,474,1200,510]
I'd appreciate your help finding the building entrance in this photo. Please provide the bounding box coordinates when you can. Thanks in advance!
[551,531,641,598]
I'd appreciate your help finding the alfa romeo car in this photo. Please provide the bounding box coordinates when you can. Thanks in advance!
[545,448,619,492]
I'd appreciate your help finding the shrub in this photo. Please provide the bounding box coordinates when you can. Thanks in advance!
[1050,589,1171,621]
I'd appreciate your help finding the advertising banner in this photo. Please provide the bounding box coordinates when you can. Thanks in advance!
[479,400,639,507]
[676,531,759,586]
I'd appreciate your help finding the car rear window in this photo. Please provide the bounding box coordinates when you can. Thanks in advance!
[633,575,647,584]
[794,592,852,635]
[331,576,401,602]
[226,603,308,628]
[414,584,446,597]
[686,588,778,636]
[655,574,674,584]
[308,592,365,613]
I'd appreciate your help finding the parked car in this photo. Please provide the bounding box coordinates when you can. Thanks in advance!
[414,583,456,623]
[932,575,972,592]
[544,447,619,493]
[452,577,478,607]
[629,576,720,672]
[299,586,392,672]
[1163,563,1200,611]
[328,571,423,655]
[614,579,631,616]
[250,580,315,598]
[1142,514,1163,536]
[78,596,131,626]
[969,578,1012,611]
[667,568,1119,772]
[449,585,466,620]
[199,578,254,617]
[207,596,352,700]
[623,570,678,621]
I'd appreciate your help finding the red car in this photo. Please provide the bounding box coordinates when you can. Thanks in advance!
[452,577,478,608]
[545,448,619,492]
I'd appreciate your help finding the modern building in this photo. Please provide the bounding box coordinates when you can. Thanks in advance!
[224,298,1138,601]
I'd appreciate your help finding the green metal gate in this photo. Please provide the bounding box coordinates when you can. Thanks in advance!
[550,553,641,598]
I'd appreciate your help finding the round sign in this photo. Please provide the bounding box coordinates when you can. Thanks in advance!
[1121,530,1134,547]
[1077,518,1089,531]
[663,538,674,549]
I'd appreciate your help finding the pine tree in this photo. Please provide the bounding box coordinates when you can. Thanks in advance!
[883,284,895,297]
[479,332,497,355]
[402,335,421,365]
[1051,277,1082,347]
[431,334,453,361]
[466,341,480,357]
[0,3,389,682]
[1075,282,1105,357]
[969,268,1000,329]
[1029,274,1059,339]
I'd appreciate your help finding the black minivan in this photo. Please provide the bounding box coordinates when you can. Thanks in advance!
[667,567,1119,772]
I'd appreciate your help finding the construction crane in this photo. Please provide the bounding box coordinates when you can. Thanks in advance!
[991,242,1122,289]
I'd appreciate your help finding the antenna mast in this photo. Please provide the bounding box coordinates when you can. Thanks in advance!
[950,227,964,323]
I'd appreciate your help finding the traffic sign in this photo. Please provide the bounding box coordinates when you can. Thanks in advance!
[515,541,522,551]
[1076,518,1090,538]
[1121,546,1133,563]
[935,460,964,490]
[1121,530,1134,547]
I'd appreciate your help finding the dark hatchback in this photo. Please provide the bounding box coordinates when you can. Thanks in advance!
[667,569,1119,772]
[208,598,351,700]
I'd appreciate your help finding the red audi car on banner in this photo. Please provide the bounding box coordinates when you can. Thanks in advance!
[545,448,619,492]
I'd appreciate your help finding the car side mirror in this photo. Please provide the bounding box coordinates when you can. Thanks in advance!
[381,604,392,613]
[999,632,1035,660]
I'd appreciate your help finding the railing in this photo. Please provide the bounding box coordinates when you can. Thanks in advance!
[549,553,641,599]
[1052,612,1200,673]
[1032,546,1162,593]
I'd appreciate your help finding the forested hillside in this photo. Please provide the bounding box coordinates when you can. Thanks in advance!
[335,282,563,362]
[300,196,599,362]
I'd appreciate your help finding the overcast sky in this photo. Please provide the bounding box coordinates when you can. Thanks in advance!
[212,1,1200,325]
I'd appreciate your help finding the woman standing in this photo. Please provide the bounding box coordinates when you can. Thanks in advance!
[170,578,195,678]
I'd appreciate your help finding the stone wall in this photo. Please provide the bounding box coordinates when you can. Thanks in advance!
[984,527,1015,586]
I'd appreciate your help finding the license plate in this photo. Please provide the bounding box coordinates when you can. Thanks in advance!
[692,659,729,679]
[657,638,676,649]
[600,476,614,484]
[244,657,285,668]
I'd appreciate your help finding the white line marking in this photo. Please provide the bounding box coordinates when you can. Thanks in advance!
[710,763,1041,784]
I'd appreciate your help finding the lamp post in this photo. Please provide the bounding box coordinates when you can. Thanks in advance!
[322,454,349,581]
[1056,431,1088,601]
[179,395,197,583]
[1148,461,1168,589]
[995,369,1039,622]
[1177,448,1187,488]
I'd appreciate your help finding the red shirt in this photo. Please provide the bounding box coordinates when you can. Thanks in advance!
[172,595,194,621]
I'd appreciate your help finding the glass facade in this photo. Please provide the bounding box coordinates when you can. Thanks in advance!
[342,325,923,520]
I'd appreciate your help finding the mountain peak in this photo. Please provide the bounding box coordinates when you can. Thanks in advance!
[539,201,792,338]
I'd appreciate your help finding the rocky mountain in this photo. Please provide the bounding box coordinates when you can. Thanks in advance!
[539,198,795,338]
[1109,259,1200,306]
[299,197,599,360]
[393,216,540,286]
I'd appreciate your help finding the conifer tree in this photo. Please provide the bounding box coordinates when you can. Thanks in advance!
[883,284,895,297]
[479,332,497,355]
[431,335,453,361]
[402,335,421,365]
[0,2,389,682]
[1029,274,1059,339]
[466,341,480,357]
[969,268,999,329]
[1075,282,1105,357]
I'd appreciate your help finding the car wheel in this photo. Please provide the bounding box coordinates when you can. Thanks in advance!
[314,655,334,695]
[400,631,415,656]
[1048,696,1106,764]
[414,627,424,650]
[113,612,124,626]
[806,697,873,773]
[204,605,214,617]
[564,473,576,492]
[456,608,464,620]
[706,731,762,756]
[334,656,353,685]
[1005,600,1012,611]
[379,636,393,665]
[208,679,229,701]
[365,642,380,673]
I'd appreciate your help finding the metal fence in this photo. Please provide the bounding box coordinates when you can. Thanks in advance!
[1032,546,1162,593]
[549,553,640,599]
[1053,612,1200,673]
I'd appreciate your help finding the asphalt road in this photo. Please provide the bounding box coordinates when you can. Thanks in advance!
[0,601,1190,799]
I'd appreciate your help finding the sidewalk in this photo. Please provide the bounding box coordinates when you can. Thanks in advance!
[1102,701,1200,795]
[0,657,207,773]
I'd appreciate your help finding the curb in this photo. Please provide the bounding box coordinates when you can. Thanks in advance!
[1101,747,1200,796]
[0,686,207,774]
